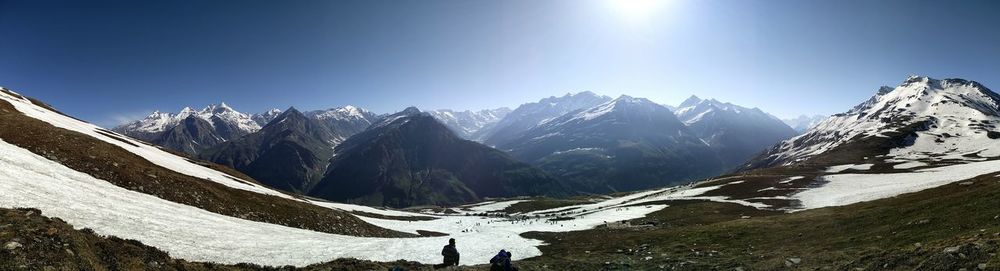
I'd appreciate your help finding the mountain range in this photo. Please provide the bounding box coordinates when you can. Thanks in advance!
[111,90,798,206]
[4,75,1000,270]
[312,107,568,207]
[674,95,799,169]
[498,95,725,193]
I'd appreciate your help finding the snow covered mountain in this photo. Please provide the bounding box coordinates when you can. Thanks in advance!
[673,96,798,169]
[200,107,343,193]
[483,91,611,146]
[746,76,1000,169]
[115,104,378,156]
[498,95,725,193]
[312,107,568,207]
[113,103,262,154]
[252,108,283,126]
[428,107,511,140]
[304,105,380,145]
[782,114,828,133]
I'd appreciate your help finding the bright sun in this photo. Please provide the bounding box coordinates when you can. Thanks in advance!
[608,0,662,20]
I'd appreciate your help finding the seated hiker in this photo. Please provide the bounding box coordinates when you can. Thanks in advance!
[489,250,518,271]
[434,238,460,269]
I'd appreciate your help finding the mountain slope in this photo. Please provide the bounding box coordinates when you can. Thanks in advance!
[498,95,725,193]
[483,91,611,146]
[199,108,340,193]
[674,96,798,169]
[311,107,568,207]
[745,76,1000,170]
[428,107,511,141]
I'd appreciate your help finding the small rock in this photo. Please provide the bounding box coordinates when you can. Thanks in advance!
[740,216,751,219]
[980,263,988,270]
[785,257,802,266]
[4,241,22,250]
[943,246,961,253]
[644,256,653,261]
[959,181,974,186]
[735,267,745,271]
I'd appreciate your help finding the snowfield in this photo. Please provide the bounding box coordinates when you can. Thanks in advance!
[795,159,1000,209]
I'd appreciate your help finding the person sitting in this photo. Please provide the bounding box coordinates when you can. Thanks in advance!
[489,249,518,271]
[434,238,460,269]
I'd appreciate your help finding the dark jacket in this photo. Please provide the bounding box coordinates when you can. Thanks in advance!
[489,251,512,271]
[441,244,460,265]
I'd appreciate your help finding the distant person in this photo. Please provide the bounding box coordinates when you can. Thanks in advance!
[489,250,518,271]
[434,238,460,269]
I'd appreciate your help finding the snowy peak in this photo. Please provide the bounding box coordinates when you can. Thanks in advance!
[428,107,511,140]
[749,76,1000,168]
[674,97,780,125]
[679,95,703,108]
[558,95,666,124]
[252,108,283,126]
[307,105,374,121]
[782,114,828,133]
[846,76,1000,118]
[116,102,261,136]
[483,91,612,146]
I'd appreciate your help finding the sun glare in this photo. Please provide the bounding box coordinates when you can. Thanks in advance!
[608,0,663,21]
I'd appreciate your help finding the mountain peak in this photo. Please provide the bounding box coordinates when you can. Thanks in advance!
[679,95,703,108]
[749,76,1000,169]
[400,106,421,115]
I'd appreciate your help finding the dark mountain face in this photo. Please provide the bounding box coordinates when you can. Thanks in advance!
[482,91,612,147]
[151,115,225,154]
[498,96,725,193]
[199,108,338,193]
[310,108,568,208]
[674,97,798,170]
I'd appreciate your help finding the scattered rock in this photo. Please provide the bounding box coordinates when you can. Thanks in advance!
[785,257,802,266]
[4,241,22,250]
[944,246,961,253]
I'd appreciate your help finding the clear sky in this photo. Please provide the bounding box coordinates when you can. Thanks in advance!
[1,0,998,127]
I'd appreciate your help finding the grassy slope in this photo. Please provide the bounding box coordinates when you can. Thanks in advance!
[517,173,1000,270]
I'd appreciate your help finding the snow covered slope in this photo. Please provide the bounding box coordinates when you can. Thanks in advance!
[0,89,288,198]
[749,76,1000,168]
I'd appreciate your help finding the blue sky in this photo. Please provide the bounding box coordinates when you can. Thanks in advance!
[1,0,998,127]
